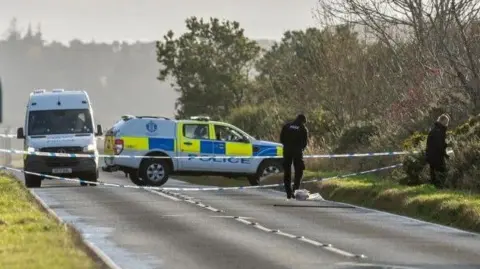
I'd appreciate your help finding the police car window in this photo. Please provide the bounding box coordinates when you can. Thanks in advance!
[214,125,245,142]
[183,124,209,140]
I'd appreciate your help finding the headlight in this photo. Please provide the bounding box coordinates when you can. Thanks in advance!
[27,147,37,153]
[83,144,97,153]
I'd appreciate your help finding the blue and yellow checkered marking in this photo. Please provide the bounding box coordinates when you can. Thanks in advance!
[253,144,282,157]
[149,137,175,151]
[121,136,175,152]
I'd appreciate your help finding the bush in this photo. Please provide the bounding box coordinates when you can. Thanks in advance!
[447,140,480,190]
[400,152,428,186]
[226,103,289,141]
[334,121,379,153]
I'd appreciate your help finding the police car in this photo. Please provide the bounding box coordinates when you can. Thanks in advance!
[102,115,284,186]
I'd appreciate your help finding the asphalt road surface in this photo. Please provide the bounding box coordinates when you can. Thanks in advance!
[17,171,480,269]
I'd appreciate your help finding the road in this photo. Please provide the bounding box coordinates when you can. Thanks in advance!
[18,171,480,269]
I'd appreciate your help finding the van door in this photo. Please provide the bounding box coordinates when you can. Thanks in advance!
[211,123,253,173]
[177,122,213,171]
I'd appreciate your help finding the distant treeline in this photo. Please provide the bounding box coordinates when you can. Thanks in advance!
[0,19,274,127]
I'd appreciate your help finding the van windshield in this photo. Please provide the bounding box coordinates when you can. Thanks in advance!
[28,109,94,135]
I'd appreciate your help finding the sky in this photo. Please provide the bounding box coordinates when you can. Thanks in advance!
[0,0,319,44]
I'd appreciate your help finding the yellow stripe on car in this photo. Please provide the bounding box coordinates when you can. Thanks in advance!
[225,142,253,156]
[122,136,149,150]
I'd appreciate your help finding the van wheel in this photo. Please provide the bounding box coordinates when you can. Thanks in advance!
[25,174,42,188]
[139,158,170,186]
[80,171,98,186]
[248,160,283,186]
[129,170,146,186]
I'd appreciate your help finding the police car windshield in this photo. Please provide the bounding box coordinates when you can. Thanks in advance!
[28,109,94,135]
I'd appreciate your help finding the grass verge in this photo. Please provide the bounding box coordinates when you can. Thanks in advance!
[314,176,480,233]
[0,172,104,269]
[178,170,480,233]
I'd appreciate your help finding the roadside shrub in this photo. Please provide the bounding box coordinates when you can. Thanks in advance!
[226,103,289,140]
[400,131,429,185]
[447,140,480,190]
[334,121,379,153]
[400,152,428,186]
[402,132,427,150]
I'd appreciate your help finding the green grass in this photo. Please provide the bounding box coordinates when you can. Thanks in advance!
[176,170,480,233]
[315,177,480,233]
[0,172,102,269]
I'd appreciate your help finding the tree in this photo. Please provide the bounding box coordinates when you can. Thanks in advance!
[317,0,480,118]
[156,16,261,119]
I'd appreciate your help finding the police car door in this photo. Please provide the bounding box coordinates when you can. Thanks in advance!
[178,122,214,171]
[211,124,253,172]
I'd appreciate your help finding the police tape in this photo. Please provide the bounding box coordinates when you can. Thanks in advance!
[0,163,403,191]
[0,148,427,159]
[0,133,105,139]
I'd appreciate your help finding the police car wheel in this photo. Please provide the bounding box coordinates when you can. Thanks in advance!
[253,160,283,186]
[129,171,146,186]
[139,159,170,186]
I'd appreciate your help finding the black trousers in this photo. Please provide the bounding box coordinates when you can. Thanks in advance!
[283,149,305,197]
[429,162,446,188]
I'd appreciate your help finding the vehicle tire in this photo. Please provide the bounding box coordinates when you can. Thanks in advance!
[80,170,98,187]
[25,174,42,188]
[248,160,284,186]
[129,170,146,186]
[139,158,170,186]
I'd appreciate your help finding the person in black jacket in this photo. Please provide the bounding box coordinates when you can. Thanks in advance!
[280,114,308,199]
[425,114,450,188]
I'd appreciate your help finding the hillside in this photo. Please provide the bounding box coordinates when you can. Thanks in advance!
[0,27,275,129]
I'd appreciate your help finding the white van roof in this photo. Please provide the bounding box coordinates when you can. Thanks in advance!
[28,89,91,111]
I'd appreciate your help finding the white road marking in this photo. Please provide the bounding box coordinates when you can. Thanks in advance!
[147,181,366,259]
[145,189,180,201]
[232,217,365,259]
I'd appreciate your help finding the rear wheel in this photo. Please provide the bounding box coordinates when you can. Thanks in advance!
[25,174,42,188]
[139,158,170,186]
[248,160,283,186]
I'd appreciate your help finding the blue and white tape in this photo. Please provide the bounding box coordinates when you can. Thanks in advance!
[0,148,426,159]
[0,163,403,191]
[0,133,105,139]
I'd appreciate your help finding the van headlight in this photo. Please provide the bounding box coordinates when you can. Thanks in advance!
[27,147,37,153]
[83,144,97,153]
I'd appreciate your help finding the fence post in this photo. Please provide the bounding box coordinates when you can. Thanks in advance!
[5,127,11,166]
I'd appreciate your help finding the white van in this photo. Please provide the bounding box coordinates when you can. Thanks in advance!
[16,89,103,188]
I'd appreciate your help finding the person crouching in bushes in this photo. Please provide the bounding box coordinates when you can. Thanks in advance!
[425,114,450,189]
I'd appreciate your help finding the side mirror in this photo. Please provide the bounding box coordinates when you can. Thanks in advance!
[17,127,25,139]
[96,124,103,136]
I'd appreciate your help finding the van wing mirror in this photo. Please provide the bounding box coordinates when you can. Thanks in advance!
[96,124,103,136]
[17,127,25,139]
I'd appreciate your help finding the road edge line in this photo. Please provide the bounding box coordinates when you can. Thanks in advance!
[29,189,122,269]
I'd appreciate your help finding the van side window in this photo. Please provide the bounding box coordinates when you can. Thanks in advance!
[183,124,209,140]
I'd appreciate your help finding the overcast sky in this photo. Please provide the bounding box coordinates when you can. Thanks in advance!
[0,0,319,43]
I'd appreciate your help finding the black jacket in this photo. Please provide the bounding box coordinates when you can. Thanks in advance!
[425,122,448,165]
[280,120,308,151]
